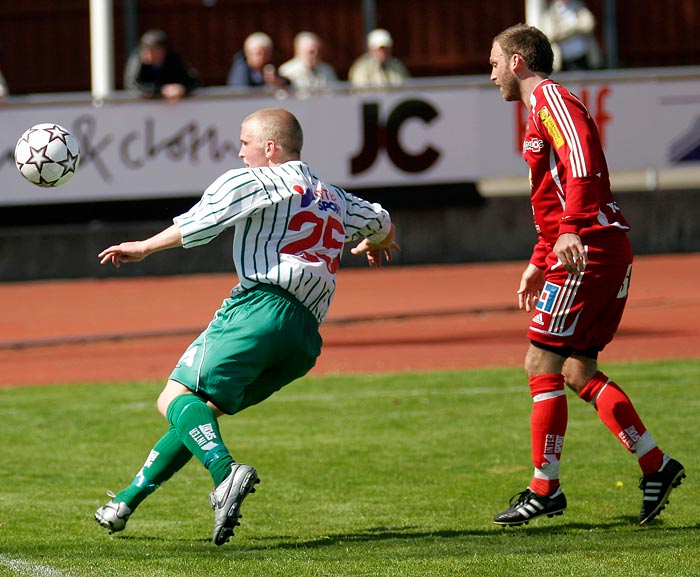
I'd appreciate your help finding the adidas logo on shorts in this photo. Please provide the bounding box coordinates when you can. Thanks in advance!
[532,313,545,326]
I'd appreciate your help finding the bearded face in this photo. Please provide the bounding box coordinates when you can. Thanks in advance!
[489,42,522,103]
[499,65,521,102]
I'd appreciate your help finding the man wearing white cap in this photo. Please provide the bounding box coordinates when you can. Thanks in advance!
[348,28,410,88]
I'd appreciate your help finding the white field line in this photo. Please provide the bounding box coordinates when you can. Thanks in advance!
[0,556,81,577]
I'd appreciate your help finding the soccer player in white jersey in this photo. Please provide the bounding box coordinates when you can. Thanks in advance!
[95,108,398,545]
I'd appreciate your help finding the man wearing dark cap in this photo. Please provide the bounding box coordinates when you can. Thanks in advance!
[124,29,199,100]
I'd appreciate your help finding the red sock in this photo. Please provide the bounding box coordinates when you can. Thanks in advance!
[529,374,568,496]
[578,371,663,475]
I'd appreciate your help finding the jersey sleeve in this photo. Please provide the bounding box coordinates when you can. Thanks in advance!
[174,168,288,248]
[535,84,606,235]
[530,237,549,270]
[340,189,392,244]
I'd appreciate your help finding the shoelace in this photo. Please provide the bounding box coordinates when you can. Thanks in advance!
[509,489,532,506]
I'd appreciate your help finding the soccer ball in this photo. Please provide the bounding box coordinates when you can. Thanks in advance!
[14,123,81,187]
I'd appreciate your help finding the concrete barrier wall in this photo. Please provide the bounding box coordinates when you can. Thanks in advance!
[1,188,698,282]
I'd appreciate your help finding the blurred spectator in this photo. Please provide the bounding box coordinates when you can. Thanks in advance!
[540,0,603,71]
[278,32,338,90]
[124,29,199,100]
[0,69,8,100]
[0,36,8,99]
[227,32,290,89]
[348,28,410,88]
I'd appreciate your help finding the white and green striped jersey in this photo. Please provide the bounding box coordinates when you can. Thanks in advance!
[174,161,391,323]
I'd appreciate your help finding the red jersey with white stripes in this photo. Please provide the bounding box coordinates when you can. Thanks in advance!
[524,79,630,269]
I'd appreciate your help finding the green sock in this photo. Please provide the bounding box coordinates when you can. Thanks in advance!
[166,394,234,486]
[114,426,192,510]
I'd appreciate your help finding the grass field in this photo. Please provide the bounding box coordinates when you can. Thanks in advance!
[0,359,698,577]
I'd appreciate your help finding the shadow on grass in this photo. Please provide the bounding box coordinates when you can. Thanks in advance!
[106,516,700,552]
[241,517,663,550]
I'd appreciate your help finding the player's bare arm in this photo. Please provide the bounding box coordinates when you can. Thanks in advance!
[517,262,545,312]
[99,223,184,268]
[350,224,400,268]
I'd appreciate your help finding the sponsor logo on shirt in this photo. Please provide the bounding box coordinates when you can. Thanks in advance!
[293,184,315,208]
[538,107,565,149]
[293,184,341,215]
[523,137,545,153]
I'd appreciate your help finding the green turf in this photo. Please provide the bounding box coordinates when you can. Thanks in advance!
[0,359,698,577]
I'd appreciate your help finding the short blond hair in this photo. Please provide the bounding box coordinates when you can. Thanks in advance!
[243,108,303,156]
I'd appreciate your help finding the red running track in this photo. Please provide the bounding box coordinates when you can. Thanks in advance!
[1,254,698,387]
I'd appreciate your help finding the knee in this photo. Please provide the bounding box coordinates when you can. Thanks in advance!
[524,357,536,378]
[157,380,191,418]
[156,392,170,417]
[563,370,586,393]
[562,365,598,394]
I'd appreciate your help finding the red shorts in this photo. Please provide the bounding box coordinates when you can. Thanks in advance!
[527,231,633,354]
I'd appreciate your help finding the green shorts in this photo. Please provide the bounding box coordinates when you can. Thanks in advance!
[169,284,322,415]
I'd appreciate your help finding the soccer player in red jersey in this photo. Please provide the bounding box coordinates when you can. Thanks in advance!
[488,24,685,526]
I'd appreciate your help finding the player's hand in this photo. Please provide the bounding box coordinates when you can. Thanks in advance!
[98,225,182,268]
[350,239,400,267]
[554,233,587,274]
[98,241,149,268]
[517,263,545,312]
[350,225,400,268]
